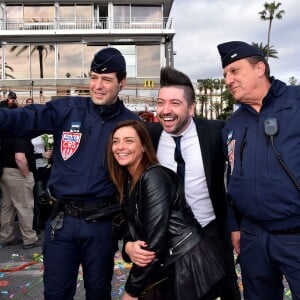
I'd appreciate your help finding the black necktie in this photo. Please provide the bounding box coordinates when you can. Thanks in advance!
[173,136,185,185]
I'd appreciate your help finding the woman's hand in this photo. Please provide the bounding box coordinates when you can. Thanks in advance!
[125,240,156,267]
[231,231,241,255]
[122,291,138,300]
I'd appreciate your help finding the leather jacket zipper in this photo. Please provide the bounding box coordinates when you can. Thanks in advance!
[169,232,192,255]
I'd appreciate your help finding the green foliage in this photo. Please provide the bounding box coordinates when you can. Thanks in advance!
[258,1,285,61]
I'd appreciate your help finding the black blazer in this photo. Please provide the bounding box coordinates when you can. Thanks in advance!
[147,117,227,232]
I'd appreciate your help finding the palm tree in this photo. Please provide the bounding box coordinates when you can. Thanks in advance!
[10,44,55,79]
[288,76,298,86]
[251,42,278,59]
[217,89,235,120]
[197,79,209,118]
[0,61,15,79]
[258,1,285,61]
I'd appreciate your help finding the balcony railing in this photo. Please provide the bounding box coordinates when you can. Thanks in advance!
[1,17,173,31]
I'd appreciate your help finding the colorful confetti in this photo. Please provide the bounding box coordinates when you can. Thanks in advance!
[0,250,292,299]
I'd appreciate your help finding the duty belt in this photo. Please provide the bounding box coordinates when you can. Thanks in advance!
[63,200,121,221]
[64,202,99,219]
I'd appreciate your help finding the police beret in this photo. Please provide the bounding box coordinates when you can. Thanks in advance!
[90,47,126,74]
[217,41,265,68]
[8,91,17,99]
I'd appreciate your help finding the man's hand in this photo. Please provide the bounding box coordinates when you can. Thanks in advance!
[231,231,241,255]
[125,240,156,267]
[15,152,30,177]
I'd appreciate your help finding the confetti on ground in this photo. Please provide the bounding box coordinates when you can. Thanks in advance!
[0,251,292,299]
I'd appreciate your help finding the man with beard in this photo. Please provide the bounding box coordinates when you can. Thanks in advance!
[124,67,241,300]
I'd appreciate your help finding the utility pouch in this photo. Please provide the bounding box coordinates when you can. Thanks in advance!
[50,211,64,240]
[112,212,126,240]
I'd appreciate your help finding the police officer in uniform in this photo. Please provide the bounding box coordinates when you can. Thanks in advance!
[217,41,300,300]
[0,47,139,300]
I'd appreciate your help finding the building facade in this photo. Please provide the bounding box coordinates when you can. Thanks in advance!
[0,0,174,106]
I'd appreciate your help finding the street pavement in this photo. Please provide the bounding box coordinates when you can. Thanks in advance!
[0,225,292,300]
[0,225,130,300]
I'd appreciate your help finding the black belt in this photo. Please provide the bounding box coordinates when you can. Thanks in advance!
[64,202,100,219]
[271,227,300,235]
[63,200,121,220]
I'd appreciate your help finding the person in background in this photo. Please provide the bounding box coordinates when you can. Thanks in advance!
[217,40,300,300]
[31,134,53,230]
[127,66,241,300]
[0,136,40,249]
[0,47,139,300]
[25,98,34,105]
[0,91,18,109]
[24,99,53,230]
[107,120,225,300]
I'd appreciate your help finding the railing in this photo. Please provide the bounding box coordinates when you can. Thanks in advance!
[1,17,173,31]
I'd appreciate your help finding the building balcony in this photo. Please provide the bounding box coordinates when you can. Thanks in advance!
[0,17,173,33]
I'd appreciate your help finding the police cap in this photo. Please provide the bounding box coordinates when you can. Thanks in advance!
[217,41,265,68]
[8,91,17,99]
[90,47,126,74]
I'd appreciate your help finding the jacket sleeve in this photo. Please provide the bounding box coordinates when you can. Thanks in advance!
[125,167,171,297]
[122,222,133,263]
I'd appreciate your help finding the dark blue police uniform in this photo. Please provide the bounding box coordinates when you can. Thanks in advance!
[0,96,139,299]
[223,78,300,300]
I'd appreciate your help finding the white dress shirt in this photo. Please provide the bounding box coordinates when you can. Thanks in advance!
[157,119,216,227]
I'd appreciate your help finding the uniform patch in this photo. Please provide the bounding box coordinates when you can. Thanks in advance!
[60,131,82,160]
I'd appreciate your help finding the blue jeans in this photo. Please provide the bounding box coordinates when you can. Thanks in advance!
[43,215,118,300]
[239,219,300,300]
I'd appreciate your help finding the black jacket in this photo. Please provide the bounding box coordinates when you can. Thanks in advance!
[147,118,227,233]
[122,165,202,297]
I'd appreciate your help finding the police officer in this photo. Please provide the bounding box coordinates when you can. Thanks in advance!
[0,91,18,108]
[217,41,300,300]
[0,47,139,300]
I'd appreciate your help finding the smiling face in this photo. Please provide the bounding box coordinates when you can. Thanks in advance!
[223,58,266,105]
[156,86,194,135]
[89,71,125,105]
[112,125,144,177]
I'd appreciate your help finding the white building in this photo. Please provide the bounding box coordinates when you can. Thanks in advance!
[0,0,175,104]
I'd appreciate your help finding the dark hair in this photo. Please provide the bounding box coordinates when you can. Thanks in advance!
[107,120,159,202]
[160,66,195,105]
[246,56,270,79]
[116,70,127,83]
[26,98,34,104]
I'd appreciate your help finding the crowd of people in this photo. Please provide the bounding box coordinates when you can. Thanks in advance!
[0,42,299,300]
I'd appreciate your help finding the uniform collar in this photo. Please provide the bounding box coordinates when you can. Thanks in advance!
[93,98,123,120]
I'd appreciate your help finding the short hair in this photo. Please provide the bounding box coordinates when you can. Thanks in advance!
[26,98,34,104]
[107,120,159,202]
[160,66,195,105]
[246,56,271,79]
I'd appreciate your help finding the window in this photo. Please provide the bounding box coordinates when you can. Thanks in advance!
[137,45,160,77]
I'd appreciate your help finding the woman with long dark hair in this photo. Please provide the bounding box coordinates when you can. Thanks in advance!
[107,120,225,300]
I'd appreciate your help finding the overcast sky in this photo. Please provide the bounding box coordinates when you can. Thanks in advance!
[169,0,299,84]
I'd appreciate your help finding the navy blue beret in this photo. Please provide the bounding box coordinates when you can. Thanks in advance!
[217,41,265,68]
[90,47,126,74]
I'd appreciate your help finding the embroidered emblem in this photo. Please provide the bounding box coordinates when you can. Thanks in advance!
[60,131,82,161]
[228,139,236,175]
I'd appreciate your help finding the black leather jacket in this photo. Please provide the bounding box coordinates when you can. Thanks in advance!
[122,164,203,297]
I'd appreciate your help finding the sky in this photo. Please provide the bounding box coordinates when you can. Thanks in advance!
[169,0,300,84]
